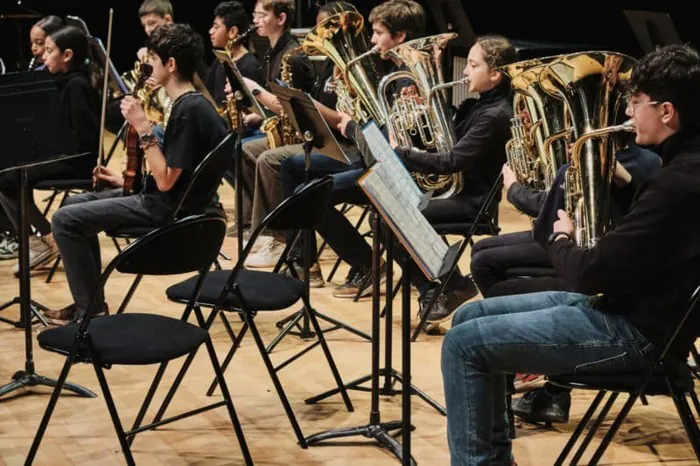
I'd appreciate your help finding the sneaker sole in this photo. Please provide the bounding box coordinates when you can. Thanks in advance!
[13,250,59,276]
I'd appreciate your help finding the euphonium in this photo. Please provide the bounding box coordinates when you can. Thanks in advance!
[538,51,636,247]
[300,10,384,125]
[378,33,463,199]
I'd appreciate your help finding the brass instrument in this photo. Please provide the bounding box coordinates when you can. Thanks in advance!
[300,11,384,125]
[260,46,302,148]
[500,56,572,190]
[378,33,463,199]
[219,25,260,129]
[122,59,170,126]
[538,51,636,247]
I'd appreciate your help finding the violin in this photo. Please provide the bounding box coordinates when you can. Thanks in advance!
[122,62,153,195]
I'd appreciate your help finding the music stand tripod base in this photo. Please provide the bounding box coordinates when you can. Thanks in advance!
[0,298,49,328]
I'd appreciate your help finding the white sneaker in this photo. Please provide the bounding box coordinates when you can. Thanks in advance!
[243,234,271,254]
[12,235,59,275]
[244,238,285,268]
[0,235,19,260]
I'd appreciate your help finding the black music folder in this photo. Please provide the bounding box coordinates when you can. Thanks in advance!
[269,81,350,165]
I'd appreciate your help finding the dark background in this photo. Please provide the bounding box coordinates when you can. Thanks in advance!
[1,1,696,74]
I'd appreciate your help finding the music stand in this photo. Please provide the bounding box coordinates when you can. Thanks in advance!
[623,9,683,54]
[0,71,96,399]
[264,81,371,349]
[213,49,268,257]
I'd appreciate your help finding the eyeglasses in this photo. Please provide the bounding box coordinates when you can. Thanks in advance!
[625,97,660,114]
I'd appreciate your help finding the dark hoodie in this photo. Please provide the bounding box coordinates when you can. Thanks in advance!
[548,129,700,360]
[55,69,100,173]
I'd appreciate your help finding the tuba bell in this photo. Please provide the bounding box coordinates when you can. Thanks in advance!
[500,55,573,191]
[538,51,636,247]
[378,33,464,199]
[300,10,384,126]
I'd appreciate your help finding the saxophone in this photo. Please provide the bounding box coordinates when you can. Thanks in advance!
[261,46,302,148]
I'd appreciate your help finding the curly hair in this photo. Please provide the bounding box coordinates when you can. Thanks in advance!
[146,23,204,82]
[629,44,700,129]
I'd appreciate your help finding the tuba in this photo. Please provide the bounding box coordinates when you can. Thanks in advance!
[538,51,636,247]
[300,10,384,125]
[378,33,464,199]
[500,55,572,191]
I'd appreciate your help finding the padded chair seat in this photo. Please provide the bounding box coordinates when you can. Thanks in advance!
[34,179,93,190]
[433,222,499,236]
[549,362,694,395]
[504,267,558,278]
[167,269,306,311]
[37,313,207,365]
[108,225,157,238]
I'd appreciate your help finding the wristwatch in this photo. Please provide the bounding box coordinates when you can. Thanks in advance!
[548,231,572,246]
[138,132,158,150]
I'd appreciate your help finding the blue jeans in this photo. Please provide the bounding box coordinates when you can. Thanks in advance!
[441,291,655,466]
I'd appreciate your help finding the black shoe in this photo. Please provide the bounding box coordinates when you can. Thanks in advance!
[445,278,479,312]
[511,387,570,424]
[418,288,451,324]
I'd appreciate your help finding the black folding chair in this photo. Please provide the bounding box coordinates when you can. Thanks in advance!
[25,213,252,466]
[549,282,700,466]
[131,176,354,449]
[108,132,236,315]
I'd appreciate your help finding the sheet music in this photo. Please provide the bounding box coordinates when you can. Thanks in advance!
[361,121,422,207]
[359,163,448,280]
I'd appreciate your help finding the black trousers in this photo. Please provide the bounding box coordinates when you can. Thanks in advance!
[470,230,569,298]
[0,160,92,236]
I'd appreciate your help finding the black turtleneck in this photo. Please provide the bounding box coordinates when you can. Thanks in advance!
[548,127,700,360]
[55,69,100,171]
[394,80,513,203]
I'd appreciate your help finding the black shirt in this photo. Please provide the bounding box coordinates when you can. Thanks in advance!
[144,91,228,219]
[55,69,100,174]
[264,31,314,92]
[548,129,700,360]
[206,52,264,106]
[395,80,513,208]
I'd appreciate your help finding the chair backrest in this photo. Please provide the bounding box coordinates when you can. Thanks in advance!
[78,213,226,329]
[654,281,700,364]
[171,132,236,219]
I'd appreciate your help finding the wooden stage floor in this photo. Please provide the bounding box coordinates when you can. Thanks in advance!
[0,140,698,465]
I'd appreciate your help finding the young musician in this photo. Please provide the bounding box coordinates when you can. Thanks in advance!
[207,1,264,107]
[44,23,228,324]
[441,44,700,466]
[28,15,65,70]
[0,25,100,274]
[241,1,361,269]
[234,0,314,237]
[277,0,427,285]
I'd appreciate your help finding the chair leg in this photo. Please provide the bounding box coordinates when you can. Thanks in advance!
[45,256,61,284]
[302,294,353,412]
[554,390,606,466]
[569,391,619,465]
[246,315,308,448]
[587,391,640,465]
[116,275,143,314]
[202,333,254,465]
[93,362,136,466]
[25,358,74,465]
[206,322,248,396]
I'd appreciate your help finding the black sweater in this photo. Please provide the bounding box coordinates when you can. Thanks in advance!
[548,129,700,360]
[55,70,100,173]
[395,81,513,207]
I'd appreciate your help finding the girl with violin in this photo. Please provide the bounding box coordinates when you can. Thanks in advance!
[44,23,228,325]
[0,25,100,275]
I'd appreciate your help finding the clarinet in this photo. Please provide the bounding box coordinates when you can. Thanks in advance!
[28,57,38,71]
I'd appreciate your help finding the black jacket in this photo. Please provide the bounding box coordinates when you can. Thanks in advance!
[395,81,513,208]
[548,129,700,360]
